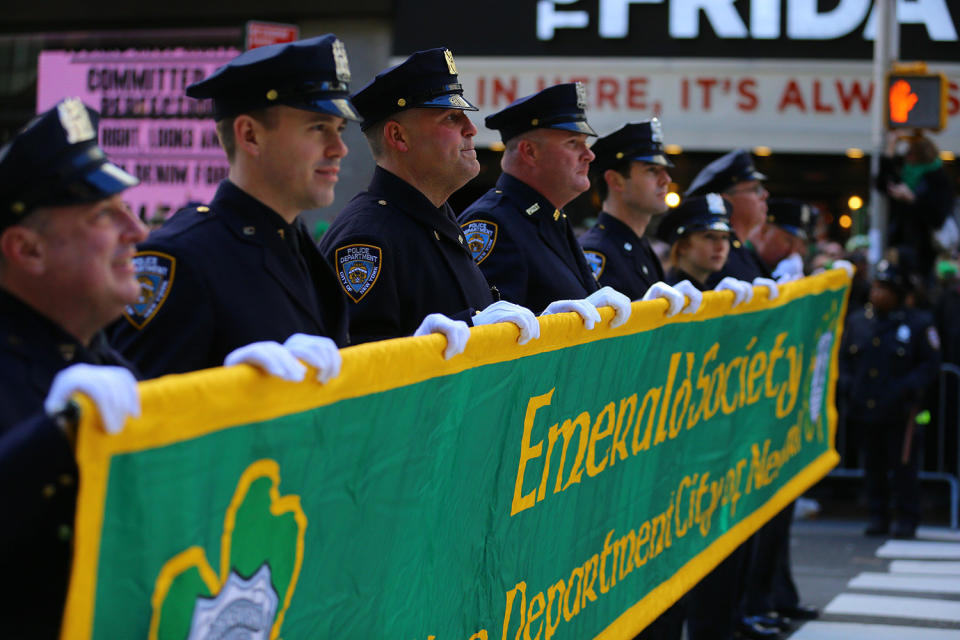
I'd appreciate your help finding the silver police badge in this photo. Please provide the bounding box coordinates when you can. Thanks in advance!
[583,250,606,280]
[124,251,176,329]
[650,117,663,143]
[336,244,381,303]
[575,82,587,110]
[187,564,278,640]
[707,193,726,214]
[57,97,96,144]
[332,38,351,84]
[460,220,498,265]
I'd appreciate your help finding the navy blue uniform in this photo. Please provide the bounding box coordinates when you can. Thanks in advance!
[664,267,707,290]
[578,212,664,299]
[706,234,770,286]
[111,180,349,378]
[319,167,494,344]
[0,289,137,639]
[459,173,598,313]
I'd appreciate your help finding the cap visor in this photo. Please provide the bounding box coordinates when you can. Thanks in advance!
[632,153,674,168]
[81,161,139,199]
[421,93,479,111]
[778,223,807,240]
[551,120,598,137]
[750,170,768,181]
[298,97,362,122]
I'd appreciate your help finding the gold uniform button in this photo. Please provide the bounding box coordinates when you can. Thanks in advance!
[733,240,742,248]
[378,200,387,206]
[866,399,876,409]
[433,230,440,241]
[196,206,210,213]
[869,368,878,378]
[872,337,881,346]
[458,235,464,244]
[59,474,74,487]
[42,484,56,499]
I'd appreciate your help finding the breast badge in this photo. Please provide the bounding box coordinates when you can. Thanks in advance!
[460,220,498,264]
[336,244,382,303]
[123,251,176,329]
[583,250,606,279]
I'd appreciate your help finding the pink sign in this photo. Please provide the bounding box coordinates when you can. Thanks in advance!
[246,21,299,50]
[37,48,240,221]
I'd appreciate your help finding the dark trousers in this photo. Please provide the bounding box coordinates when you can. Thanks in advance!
[855,418,922,527]
[634,598,685,640]
[741,502,799,615]
[686,541,751,640]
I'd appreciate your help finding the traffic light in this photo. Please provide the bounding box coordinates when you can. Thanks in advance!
[886,64,948,131]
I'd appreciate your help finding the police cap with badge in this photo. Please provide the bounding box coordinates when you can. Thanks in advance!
[590,119,673,173]
[186,34,360,122]
[873,259,909,298]
[485,82,597,143]
[0,98,138,230]
[349,47,478,130]
[685,149,766,197]
[766,198,814,240]
[656,193,732,245]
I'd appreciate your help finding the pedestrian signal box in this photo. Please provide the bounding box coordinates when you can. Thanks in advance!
[886,64,948,131]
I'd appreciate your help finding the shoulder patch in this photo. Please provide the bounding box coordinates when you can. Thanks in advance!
[123,251,176,329]
[460,219,498,264]
[336,244,382,303]
[583,250,606,280]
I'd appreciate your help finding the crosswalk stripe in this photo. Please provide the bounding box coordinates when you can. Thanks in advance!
[847,571,960,594]
[876,541,960,560]
[889,560,960,575]
[916,527,960,542]
[788,621,960,639]
[823,593,960,623]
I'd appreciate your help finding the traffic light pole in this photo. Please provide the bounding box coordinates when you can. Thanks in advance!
[870,0,899,270]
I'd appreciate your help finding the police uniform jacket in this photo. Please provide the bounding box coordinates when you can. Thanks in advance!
[319,167,494,344]
[840,307,940,424]
[665,267,708,291]
[111,180,349,378]
[0,288,137,638]
[459,173,599,313]
[706,233,771,287]
[578,212,664,300]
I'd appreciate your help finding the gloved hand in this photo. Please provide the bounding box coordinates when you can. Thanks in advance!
[541,298,603,329]
[641,282,686,316]
[832,259,855,278]
[777,272,801,284]
[414,313,470,359]
[714,277,754,307]
[585,286,632,328]
[473,300,540,345]
[671,280,704,314]
[44,364,140,435]
[223,341,307,382]
[772,253,804,280]
[752,277,780,300]
[282,333,342,383]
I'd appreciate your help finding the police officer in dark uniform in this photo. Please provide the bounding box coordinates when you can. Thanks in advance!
[112,36,357,377]
[840,261,940,539]
[752,198,814,280]
[458,83,632,324]
[658,193,733,290]
[0,98,147,639]
[319,48,538,345]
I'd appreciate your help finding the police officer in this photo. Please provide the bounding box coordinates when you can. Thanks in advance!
[458,83,632,325]
[111,36,358,377]
[0,98,148,638]
[579,120,700,315]
[840,261,940,539]
[658,193,733,290]
[751,198,814,280]
[319,48,538,346]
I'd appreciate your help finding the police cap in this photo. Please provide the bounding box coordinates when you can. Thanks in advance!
[0,98,138,230]
[656,193,732,245]
[685,149,767,197]
[874,259,908,296]
[350,48,478,131]
[186,35,360,122]
[485,82,597,144]
[766,198,814,240]
[590,119,674,173]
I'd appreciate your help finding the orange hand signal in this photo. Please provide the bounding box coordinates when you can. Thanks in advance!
[889,79,919,123]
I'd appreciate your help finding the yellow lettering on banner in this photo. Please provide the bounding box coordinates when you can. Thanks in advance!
[720,358,741,415]
[545,580,565,640]
[634,521,651,566]
[563,567,582,621]
[747,350,767,405]
[766,333,787,399]
[502,581,527,640]
[525,592,545,640]
[468,632,489,640]
[614,529,636,581]
[674,474,693,538]
[587,403,615,476]
[696,472,718,537]
[654,352,683,446]
[777,343,804,418]
[512,390,554,516]
[609,394,637,466]
[669,353,695,439]
[747,439,772,493]
[555,413,590,492]
[581,554,599,608]
[699,343,721,421]
[599,530,616,594]
[631,388,661,453]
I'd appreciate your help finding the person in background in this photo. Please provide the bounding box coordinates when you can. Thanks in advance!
[658,193,733,291]
[751,198,814,281]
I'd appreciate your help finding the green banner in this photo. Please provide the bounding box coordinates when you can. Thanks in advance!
[64,270,849,640]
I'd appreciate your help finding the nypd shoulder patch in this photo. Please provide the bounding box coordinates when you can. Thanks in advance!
[460,219,497,264]
[124,251,176,329]
[336,244,382,303]
[583,250,606,280]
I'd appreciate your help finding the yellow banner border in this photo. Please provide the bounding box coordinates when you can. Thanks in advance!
[62,269,850,639]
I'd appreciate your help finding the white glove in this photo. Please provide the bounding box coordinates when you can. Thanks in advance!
[541,298,603,329]
[44,364,140,435]
[752,277,780,300]
[777,272,801,284]
[641,282,685,317]
[772,253,804,280]
[223,341,306,382]
[671,280,703,314]
[414,313,470,359]
[832,259,855,278]
[282,333,342,383]
[585,286,632,328]
[714,277,754,307]
[473,300,540,345]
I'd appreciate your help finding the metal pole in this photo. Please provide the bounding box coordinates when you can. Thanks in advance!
[869,0,899,269]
